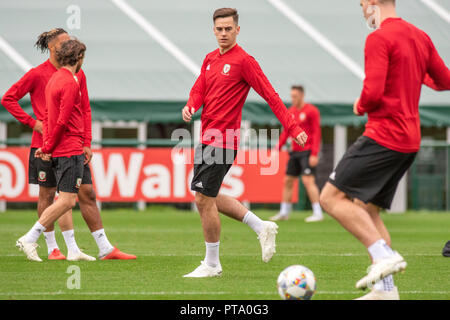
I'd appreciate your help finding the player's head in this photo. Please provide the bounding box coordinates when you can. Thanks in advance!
[35,28,70,56]
[291,85,305,106]
[213,8,240,51]
[360,0,396,21]
[55,38,86,73]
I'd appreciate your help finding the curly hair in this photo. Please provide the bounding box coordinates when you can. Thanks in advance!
[35,28,67,53]
[55,39,86,67]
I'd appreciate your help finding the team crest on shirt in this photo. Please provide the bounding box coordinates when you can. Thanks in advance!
[76,178,82,189]
[38,171,47,182]
[300,113,306,121]
[222,64,231,75]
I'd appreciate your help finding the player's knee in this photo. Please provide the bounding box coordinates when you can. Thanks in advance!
[61,195,77,210]
[301,175,314,188]
[79,185,97,204]
[39,187,56,205]
[195,193,213,211]
[284,176,296,188]
[319,187,333,212]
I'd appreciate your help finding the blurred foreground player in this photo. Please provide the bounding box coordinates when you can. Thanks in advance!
[182,8,307,278]
[320,0,450,299]
[270,85,323,223]
[16,39,136,262]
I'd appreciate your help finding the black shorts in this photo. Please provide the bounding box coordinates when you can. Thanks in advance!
[52,154,93,193]
[29,148,57,187]
[286,151,316,176]
[328,136,416,209]
[191,144,238,198]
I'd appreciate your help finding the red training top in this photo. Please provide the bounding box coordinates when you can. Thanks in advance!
[187,44,304,150]
[1,59,92,149]
[278,104,321,156]
[42,68,85,157]
[357,18,450,153]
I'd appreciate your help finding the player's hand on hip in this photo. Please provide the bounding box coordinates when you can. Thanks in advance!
[182,106,195,123]
[83,146,93,165]
[353,98,363,116]
[309,155,318,167]
[294,132,308,147]
[33,120,43,133]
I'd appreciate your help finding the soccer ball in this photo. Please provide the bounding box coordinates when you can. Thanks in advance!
[277,265,316,300]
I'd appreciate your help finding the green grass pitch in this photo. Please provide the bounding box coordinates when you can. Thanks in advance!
[0,207,449,300]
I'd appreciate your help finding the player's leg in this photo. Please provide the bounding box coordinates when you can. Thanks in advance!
[321,137,411,290]
[184,144,234,277]
[320,183,382,246]
[183,192,223,277]
[270,175,296,221]
[16,191,78,262]
[216,194,278,262]
[77,165,136,260]
[353,200,398,299]
[271,152,301,221]
[302,174,323,222]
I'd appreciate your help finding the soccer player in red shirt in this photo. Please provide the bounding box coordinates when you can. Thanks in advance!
[270,85,323,223]
[13,38,136,262]
[182,8,307,277]
[2,29,81,260]
[319,0,450,299]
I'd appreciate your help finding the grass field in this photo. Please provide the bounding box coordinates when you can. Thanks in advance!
[0,207,449,300]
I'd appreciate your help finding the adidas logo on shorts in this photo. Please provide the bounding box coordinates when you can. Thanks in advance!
[195,182,204,189]
[329,171,336,181]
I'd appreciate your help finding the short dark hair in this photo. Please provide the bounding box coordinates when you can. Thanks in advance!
[213,8,239,25]
[55,39,86,67]
[291,85,304,93]
[35,28,67,53]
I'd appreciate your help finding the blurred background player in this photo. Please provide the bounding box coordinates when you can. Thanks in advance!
[182,8,307,278]
[15,37,136,262]
[270,85,323,223]
[320,0,450,300]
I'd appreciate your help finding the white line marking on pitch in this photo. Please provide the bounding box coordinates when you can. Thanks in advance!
[0,290,448,296]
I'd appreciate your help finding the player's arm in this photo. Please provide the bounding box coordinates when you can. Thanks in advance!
[41,84,77,154]
[183,59,207,122]
[423,37,450,91]
[1,69,40,131]
[309,108,321,167]
[357,33,389,116]
[79,71,93,164]
[276,128,289,151]
[242,56,307,146]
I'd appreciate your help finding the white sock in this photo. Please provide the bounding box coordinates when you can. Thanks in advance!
[62,230,81,254]
[243,211,265,235]
[92,229,114,256]
[367,239,393,261]
[280,202,292,216]
[43,231,59,255]
[25,221,46,243]
[369,239,396,291]
[205,241,220,268]
[312,202,323,217]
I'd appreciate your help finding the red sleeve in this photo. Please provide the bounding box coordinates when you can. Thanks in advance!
[423,37,450,91]
[78,71,92,147]
[277,129,289,151]
[310,107,321,156]
[187,58,207,112]
[41,83,78,154]
[358,32,389,115]
[242,56,303,139]
[1,69,37,129]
